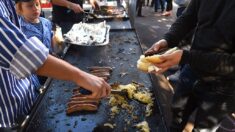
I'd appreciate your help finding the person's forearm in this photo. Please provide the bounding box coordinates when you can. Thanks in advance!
[36,55,82,84]
[164,0,198,47]
[51,0,74,9]
[180,50,235,78]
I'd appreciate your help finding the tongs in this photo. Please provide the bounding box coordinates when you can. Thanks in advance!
[84,11,98,19]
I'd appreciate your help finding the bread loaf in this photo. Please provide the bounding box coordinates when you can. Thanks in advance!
[137,47,178,73]
[137,55,158,73]
[145,54,162,63]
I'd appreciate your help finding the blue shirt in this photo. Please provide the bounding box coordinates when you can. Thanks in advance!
[19,16,53,52]
[0,0,49,128]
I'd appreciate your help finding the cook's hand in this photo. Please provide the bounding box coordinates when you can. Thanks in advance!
[70,3,84,13]
[144,39,168,56]
[76,71,111,99]
[154,50,183,74]
[89,0,100,10]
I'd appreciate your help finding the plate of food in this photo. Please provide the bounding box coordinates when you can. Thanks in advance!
[64,21,110,46]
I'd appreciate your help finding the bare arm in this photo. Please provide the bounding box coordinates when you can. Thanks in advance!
[51,0,100,13]
[36,55,111,98]
[51,0,83,13]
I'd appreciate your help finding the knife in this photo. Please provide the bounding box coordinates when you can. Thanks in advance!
[144,47,178,57]
[144,47,169,57]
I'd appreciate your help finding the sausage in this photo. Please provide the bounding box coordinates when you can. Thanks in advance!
[90,69,112,73]
[100,77,108,81]
[91,71,110,76]
[91,72,110,78]
[66,104,98,114]
[67,100,99,107]
[87,66,112,72]
[71,93,83,98]
[69,97,100,103]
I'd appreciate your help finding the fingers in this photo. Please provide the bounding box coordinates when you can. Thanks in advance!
[99,80,111,98]
[92,2,100,10]
[144,39,168,56]
[144,43,160,55]
[154,67,168,75]
[88,78,111,99]
[155,54,176,69]
[71,4,84,13]
[105,82,111,97]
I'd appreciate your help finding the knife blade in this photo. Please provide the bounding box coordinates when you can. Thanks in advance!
[144,47,169,57]
[111,89,128,97]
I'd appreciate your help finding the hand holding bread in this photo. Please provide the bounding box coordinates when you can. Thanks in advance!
[137,47,178,73]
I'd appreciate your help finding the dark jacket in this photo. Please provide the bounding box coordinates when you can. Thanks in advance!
[52,0,83,23]
[164,0,235,81]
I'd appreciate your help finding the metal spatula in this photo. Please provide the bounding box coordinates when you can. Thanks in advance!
[111,89,128,97]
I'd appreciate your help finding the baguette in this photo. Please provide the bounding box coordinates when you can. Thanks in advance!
[145,54,162,63]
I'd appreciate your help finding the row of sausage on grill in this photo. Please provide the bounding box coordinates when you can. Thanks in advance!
[66,66,112,114]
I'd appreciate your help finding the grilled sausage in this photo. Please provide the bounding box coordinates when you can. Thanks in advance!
[100,76,108,81]
[66,104,98,114]
[69,97,100,103]
[90,69,112,73]
[67,100,99,107]
[91,72,110,78]
[87,66,112,72]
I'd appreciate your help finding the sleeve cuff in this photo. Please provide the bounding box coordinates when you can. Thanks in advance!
[9,37,49,79]
[179,50,191,65]
[163,34,177,48]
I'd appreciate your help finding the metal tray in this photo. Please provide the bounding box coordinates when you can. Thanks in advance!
[24,31,167,132]
[64,23,110,46]
[88,6,129,22]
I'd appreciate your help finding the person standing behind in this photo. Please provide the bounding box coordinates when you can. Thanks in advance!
[145,0,235,131]
[161,0,172,16]
[51,0,99,33]
[15,0,63,85]
[136,0,144,17]
[154,0,165,13]
[16,0,53,52]
[0,0,110,129]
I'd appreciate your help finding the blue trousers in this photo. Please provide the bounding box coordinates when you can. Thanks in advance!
[170,65,235,131]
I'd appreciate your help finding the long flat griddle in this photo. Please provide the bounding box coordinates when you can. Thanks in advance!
[23,31,167,132]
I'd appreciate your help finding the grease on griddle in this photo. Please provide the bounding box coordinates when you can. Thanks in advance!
[73,120,78,128]
[81,117,87,121]
[93,125,113,132]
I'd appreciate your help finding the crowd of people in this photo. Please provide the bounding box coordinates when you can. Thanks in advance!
[0,0,235,131]
[137,0,174,17]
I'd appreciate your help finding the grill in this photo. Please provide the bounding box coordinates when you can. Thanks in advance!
[20,30,167,132]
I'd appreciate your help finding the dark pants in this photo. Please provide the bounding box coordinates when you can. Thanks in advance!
[145,0,150,6]
[154,0,165,12]
[165,0,173,11]
[136,0,144,16]
[170,65,235,131]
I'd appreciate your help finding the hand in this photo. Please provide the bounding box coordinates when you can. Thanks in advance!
[153,50,183,74]
[76,71,111,99]
[70,3,84,13]
[144,39,168,56]
[89,0,100,10]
